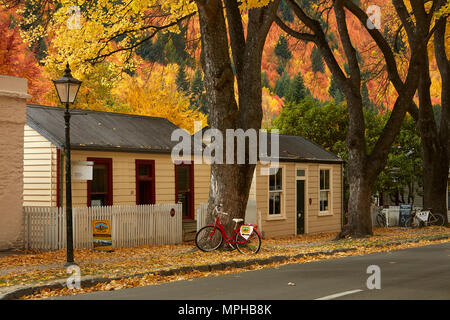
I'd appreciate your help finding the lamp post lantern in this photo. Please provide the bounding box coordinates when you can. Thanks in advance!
[53,63,82,266]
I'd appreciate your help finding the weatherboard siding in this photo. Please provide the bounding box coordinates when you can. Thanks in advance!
[194,162,211,220]
[23,125,58,207]
[23,127,342,237]
[255,162,342,238]
[70,151,174,207]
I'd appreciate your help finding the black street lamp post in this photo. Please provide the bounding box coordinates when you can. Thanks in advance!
[53,63,82,266]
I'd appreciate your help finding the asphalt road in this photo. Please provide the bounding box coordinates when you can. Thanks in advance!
[53,242,450,300]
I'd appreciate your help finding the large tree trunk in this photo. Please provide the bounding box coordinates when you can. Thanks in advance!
[341,93,374,238]
[343,173,373,237]
[196,0,279,236]
[278,0,425,238]
[196,1,243,234]
[422,152,449,218]
[417,33,449,224]
[430,14,450,225]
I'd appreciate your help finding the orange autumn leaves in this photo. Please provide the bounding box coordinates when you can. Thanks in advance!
[1,226,449,297]
[113,63,207,133]
[20,231,450,299]
[0,10,50,105]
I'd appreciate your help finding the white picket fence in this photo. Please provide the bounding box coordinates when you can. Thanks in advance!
[197,203,209,231]
[23,204,182,250]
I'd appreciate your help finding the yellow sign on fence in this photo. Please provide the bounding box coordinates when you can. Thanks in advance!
[92,220,112,251]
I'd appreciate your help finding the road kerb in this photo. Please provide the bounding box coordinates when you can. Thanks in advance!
[1,235,449,300]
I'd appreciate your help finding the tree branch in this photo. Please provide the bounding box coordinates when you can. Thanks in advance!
[274,16,315,42]
[224,0,246,76]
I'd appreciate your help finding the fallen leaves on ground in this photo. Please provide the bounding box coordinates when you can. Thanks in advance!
[0,226,448,299]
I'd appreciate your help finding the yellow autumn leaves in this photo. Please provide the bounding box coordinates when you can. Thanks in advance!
[113,63,207,133]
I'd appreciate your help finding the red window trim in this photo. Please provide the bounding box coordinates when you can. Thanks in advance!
[87,158,113,207]
[135,160,156,205]
[174,162,195,220]
[56,149,61,207]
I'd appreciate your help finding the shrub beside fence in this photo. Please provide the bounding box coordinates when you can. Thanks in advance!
[23,204,182,250]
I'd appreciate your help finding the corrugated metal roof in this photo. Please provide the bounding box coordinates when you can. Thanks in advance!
[195,127,342,163]
[26,104,182,154]
[277,134,342,163]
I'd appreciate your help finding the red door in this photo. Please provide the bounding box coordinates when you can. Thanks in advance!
[87,158,113,207]
[175,163,194,220]
[136,160,155,205]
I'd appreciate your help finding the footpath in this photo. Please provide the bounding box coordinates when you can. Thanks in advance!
[0,226,449,299]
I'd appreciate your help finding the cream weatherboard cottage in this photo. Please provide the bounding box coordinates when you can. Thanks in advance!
[24,104,343,240]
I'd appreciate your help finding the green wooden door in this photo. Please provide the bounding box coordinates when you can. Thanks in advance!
[297,180,305,234]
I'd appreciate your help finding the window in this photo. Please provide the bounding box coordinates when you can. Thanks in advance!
[296,169,305,177]
[319,169,331,213]
[269,167,283,215]
[87,158,112,206]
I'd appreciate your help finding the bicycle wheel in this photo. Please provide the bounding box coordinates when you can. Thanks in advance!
[404,217,412,228]
[428,213,445,226]
[195,226,223,252]
[234,230,261,254]
[376,214,386,227]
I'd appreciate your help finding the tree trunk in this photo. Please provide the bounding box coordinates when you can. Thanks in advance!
[196,0,279,236]
[339,95,374,238]
[342,173,373,237]
[421,142,449,221]
[417,31,449,224]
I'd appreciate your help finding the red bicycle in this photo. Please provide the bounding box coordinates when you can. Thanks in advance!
[195,205,262,254]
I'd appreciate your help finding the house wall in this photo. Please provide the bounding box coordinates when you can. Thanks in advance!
[22,128,343,237]
[255,162,342,238]
[0,75,30,250]
[23,125,58,206]
[193,162,210,220]
[72,151,211,216]
[22,138,211,216]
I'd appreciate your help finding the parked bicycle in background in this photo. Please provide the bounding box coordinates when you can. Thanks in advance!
[404,208,445,228]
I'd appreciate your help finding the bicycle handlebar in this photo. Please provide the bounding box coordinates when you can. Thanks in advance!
[214,206,228,216]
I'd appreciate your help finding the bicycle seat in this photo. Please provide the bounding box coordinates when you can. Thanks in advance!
[233,218,244,223]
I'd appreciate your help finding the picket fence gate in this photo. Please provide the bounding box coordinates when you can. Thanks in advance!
[23,204,182,250]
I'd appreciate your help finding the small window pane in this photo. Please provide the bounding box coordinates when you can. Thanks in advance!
[92,164,107,193]
[274,193,281,214]
[320,190,329,211]
[320,169,330,190]
[276,168,282,190]
[138,165,149,177]
[269,192,281,215]
[296,169,305,177]
[269,174,275,191]
[320,170,324,189]
[176,166,189,191]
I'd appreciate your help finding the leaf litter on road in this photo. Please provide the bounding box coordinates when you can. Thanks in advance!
[0,226,447,299]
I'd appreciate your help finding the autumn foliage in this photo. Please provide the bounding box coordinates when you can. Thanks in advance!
[0,9,50,104]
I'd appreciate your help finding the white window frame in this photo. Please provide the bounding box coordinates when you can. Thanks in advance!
[318,166,333,216]
[267,165,286,220]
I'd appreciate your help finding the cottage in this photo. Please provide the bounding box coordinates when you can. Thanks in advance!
[247,134,344,237]
[24,104,343,240]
